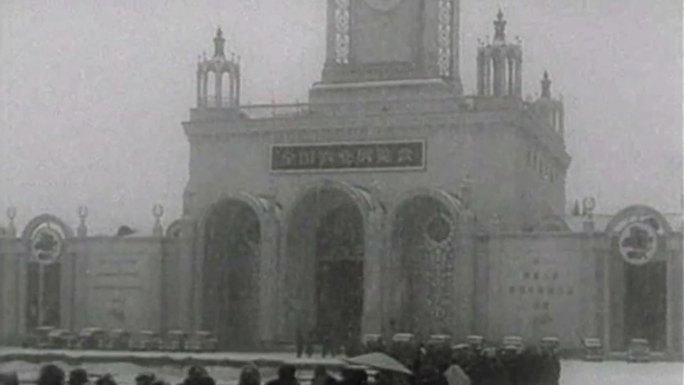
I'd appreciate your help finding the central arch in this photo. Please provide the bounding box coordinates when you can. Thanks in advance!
[285,181,370,344]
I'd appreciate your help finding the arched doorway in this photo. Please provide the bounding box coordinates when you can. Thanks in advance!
[624,262,667,350]
[202,199,261,349]
[286,185,365,344]
[392,193,460,337]
[606,205,671,352]
[22,215,71,331]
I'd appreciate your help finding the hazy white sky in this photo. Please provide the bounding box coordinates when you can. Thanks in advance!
[1,0,682,235]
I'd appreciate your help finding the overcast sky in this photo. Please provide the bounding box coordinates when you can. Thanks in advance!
[1,0,682,235]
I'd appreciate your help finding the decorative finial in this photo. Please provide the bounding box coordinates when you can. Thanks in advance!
[213,27,226,58]
[541,71,551,98]
[77,206,89,237]
[6,207,16,237]
[152,204,164,237]
[494,9,507,42]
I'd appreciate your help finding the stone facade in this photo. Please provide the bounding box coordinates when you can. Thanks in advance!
[0,2,680,359]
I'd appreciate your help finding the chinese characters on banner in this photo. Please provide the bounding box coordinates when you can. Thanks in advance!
[271,141,425,171]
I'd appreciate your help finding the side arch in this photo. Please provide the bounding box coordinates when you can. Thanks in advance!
[605,205,673,235]
[194,192,280,349]
[20,214,73,332]
[21,214,74,244]
[388,188,473,338]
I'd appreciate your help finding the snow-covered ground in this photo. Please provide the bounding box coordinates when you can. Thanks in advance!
[0,359,681,385]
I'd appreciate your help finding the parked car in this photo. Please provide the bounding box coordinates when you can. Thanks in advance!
[185,331,219,352]
[106,329,131,350]
[627,338,651,363]
[25,326,55,349]
[77,327,108,350]
[502,336,524,353]
[46,329,76,349]
[465,335,485,351]
[389,333,418,367]
[129,331,162,351]
[162,330,188,351]
[362,334,385,353]
[581,338,604,361]
[541,336,560,353]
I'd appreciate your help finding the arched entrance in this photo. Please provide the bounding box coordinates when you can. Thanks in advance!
[606,205,671,352]
[286,184,366,344]
[22,215,72,330]
[202,199,261,349]
[392,192,461,337]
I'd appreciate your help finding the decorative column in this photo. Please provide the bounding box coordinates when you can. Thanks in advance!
[202,70,209,107]
[476,48,485,96]
[77,206,88,237]
[196,63,203,108]
[152,204,164,237]
[514,56,522,96]
[6,207,16,238]
[214,72,222,108]
[483,57,491,96]
[507,56,514,96]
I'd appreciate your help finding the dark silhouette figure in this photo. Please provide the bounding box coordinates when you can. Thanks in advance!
[265,365,299,385]
[295,327,304,358]
[68,369,89,385]
[38,365,65,385]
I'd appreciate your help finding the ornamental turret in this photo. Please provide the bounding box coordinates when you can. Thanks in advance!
[476,10,522,97]
[196,28,241,109]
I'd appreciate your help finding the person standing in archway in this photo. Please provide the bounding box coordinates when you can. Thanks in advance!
[295,326,304,358]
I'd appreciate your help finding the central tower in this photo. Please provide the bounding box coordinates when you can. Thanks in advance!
[321,0,462,92]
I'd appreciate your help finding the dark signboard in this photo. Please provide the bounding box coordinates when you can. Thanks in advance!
[271,140,425,172]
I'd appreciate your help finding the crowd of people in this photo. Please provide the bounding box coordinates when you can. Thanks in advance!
[0,339,560,385]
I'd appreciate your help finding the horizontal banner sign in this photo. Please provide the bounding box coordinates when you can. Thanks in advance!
[271,140,425,172]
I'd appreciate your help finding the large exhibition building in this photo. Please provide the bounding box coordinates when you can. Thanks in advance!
[0,0,681,358]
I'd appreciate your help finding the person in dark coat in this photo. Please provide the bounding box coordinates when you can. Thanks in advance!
[38,365,65,385]
[306,330,316,357]
[265,365,299,385]
[312,366,337,385]
[180,366,213,385]
[68,369,89,385]
[239,363,262,385]
[94,375,117,385]
[338,367,367,385]
[295,327,304,358]
[0,372,19,385]
[135,373,156,385]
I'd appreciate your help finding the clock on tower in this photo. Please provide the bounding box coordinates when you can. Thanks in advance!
[322,0,462,91]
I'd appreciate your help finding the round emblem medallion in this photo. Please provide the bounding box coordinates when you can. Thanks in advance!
[618,222,658,266]
[30,226,64,264]
[425,213,453,244]
[364,0,404,11]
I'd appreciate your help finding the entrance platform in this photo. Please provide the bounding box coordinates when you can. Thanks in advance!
[0,348,342,369]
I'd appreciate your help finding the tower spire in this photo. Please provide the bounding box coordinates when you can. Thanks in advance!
[541,71,552,98]
[493,9,507,43]
[213,27,225,58]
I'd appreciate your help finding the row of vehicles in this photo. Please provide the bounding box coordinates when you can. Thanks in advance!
[362,333,652,363]
[23,327,218,352]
